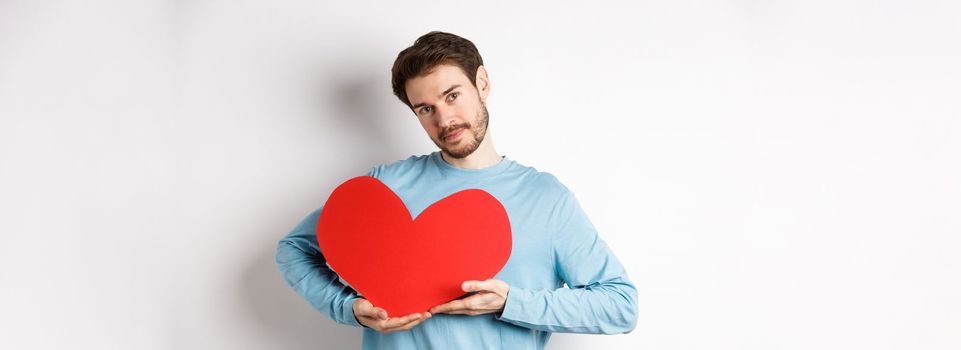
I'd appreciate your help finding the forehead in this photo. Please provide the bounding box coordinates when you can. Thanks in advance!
[405,64,471,102]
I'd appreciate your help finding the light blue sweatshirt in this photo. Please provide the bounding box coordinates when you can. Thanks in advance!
[275,152,637,349]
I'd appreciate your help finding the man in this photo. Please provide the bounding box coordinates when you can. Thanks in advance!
[276,31,637,349]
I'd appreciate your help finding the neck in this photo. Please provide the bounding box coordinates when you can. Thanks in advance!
[441,132,501,170]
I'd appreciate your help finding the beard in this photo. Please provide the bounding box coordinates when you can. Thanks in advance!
[433,100,490,159]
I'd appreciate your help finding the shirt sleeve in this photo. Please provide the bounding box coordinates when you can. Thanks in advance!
[275,206,364,327]
[495,189,639,334]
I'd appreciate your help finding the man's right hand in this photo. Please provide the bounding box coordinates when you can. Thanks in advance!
[352,299,431,333]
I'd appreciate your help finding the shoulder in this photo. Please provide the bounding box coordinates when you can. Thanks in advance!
[366,154,432,179]
[508,158,574,200]
[507,160,588,232]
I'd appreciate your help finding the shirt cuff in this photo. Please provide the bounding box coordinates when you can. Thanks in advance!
[494,286,533,323]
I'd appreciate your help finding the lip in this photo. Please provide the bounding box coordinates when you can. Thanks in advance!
[445,128,465,142]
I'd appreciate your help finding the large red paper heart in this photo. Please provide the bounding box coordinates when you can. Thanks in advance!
[316,176,512,317]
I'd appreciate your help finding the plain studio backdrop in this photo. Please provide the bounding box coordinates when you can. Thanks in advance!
[1,0,959,349]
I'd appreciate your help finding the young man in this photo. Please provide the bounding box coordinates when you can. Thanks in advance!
[276,31,637,349]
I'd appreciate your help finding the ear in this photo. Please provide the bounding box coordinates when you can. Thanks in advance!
[475,65,491,102]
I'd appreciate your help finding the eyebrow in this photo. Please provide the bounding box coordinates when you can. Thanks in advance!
[411,84,461,110]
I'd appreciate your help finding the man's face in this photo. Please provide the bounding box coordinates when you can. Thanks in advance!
[405,64,490,159]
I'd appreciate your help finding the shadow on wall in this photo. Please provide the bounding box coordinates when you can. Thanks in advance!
[240,58,404,348]
[243,249,362,349]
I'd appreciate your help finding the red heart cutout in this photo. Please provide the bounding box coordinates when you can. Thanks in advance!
[317,176,512,317]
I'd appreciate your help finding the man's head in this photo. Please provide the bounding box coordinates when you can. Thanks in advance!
[391,31,491,159]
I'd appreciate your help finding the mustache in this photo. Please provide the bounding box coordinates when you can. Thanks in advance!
[439,123,471,139]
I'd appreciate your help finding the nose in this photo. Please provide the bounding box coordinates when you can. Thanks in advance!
[434,103,458,129]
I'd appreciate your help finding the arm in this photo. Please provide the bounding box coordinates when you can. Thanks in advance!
[275,207,364,327]
[275,182,429,332]
[495,190,639,334]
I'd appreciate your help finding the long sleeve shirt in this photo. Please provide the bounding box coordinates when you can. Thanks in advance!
[275,151,638,349]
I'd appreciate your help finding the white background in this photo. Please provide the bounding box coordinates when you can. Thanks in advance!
[1,1,959,349]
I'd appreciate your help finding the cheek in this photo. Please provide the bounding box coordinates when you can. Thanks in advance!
[453,104,474,120]
[422,123,440,137]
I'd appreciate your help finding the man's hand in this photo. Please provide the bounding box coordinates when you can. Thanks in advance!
[352,299,431,333]
[429,279,510,316]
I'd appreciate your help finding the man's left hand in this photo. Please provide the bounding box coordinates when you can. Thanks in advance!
[429,279,510,316]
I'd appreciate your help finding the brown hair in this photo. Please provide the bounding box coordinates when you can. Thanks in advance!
[391,31,484,109]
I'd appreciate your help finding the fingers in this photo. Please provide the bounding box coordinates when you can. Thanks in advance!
[381,312,431,332]
[430,295,490,314]
[354,299,387,320]
[431,285,507,316]
[462,279,506,294]
[462,279,494,292]
[430,299,470,314]
[361,312,431,333]
[383,312,425,328]
[353,300,432,333]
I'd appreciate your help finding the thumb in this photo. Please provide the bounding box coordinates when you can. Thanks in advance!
[354,299,373,314]
[462,279,495,293]
[355,299,388,320]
